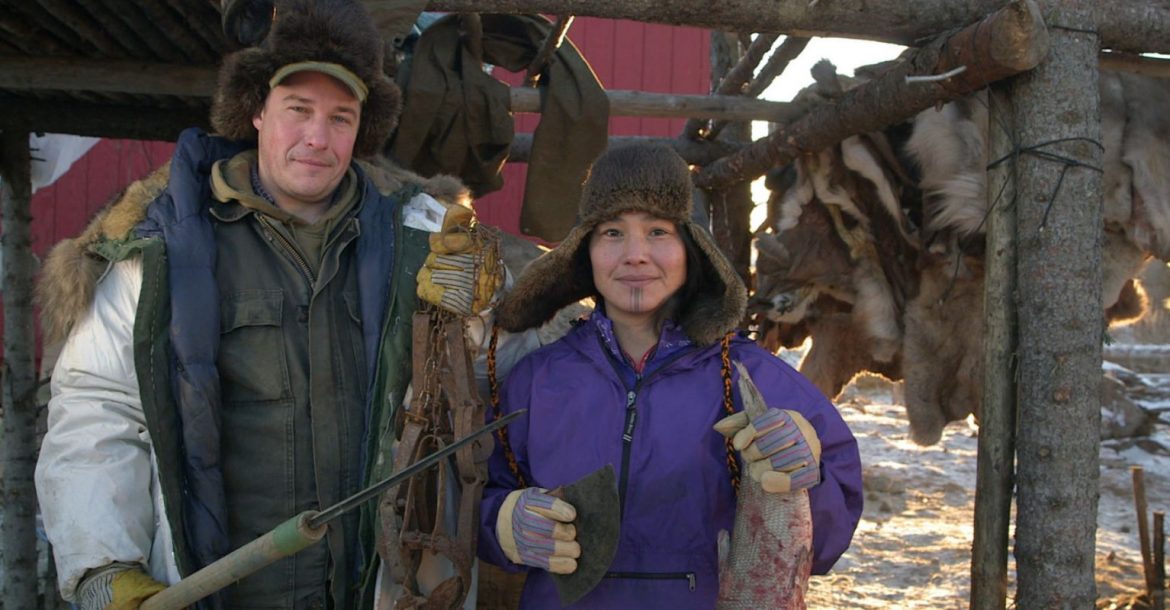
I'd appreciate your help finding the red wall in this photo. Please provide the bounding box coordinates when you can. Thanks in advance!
[29,139,175,259]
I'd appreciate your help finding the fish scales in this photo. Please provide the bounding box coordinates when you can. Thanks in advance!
[716,362,813,610]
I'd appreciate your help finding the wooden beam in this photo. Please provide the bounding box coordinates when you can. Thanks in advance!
[695,0,1049,188]
[507,133,740,166]
[0,56,218,96]
[0,58,800,123]
[0,97,210,141]
[510,87,800,121]
[0,129,39,610]
[418,0,1170,55]
[1100,51,1170,79]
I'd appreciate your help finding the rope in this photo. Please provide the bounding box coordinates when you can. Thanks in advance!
[488,325,526,487]
[720,332,741,494]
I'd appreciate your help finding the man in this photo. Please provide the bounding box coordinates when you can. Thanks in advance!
[34,1,498,608]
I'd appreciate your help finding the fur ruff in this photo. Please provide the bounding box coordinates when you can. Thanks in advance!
[496,143,747,346]
[210,0,402,158]
[36,157,467,345]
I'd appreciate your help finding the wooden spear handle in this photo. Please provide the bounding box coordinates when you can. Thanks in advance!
[140,511,327,610]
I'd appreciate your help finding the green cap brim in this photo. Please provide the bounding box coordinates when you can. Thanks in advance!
[269,61,369,102]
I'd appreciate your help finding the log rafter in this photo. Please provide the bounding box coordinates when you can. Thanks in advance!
[696,0,1050,189]
[419,0,1170,55]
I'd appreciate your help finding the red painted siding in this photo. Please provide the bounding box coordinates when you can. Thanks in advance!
[29,139,175,258]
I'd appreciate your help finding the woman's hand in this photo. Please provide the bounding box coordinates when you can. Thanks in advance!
[497,487,581,574]
[715,407,822,493]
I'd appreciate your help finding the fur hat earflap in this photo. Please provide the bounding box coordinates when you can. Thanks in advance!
[210,0,402,158]
[496,143,747,346]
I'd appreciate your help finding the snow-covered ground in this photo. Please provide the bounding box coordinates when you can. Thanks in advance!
[802,369,1170,609]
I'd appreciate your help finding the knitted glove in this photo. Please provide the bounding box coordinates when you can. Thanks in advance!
[76,563,167,610]
[496,487,580,574]
[715,407,822,493]
[417,203,504,316]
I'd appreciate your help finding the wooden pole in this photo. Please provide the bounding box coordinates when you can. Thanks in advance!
[1154,511,1166,610]
[1012,2,1103,606]
[509,87,800,122]
[1100,51,1170,80]
[507,133,739,166]
[682,32,780,140]
[419,0,1170,55]
[523,14,574,87]
[970,83,1018,610]
[0,130,38,610]
[695,0,1050,190]
[1135,467,1158,603]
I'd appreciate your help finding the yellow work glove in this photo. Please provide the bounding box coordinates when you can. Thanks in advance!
[715,408,822,493]
[497,487,581,574]
[416,203,504,316]
[76,563,167,610]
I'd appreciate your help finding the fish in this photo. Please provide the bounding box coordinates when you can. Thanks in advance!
[715,361,814,610]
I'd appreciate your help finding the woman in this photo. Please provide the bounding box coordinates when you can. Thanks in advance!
[478,143,863,608]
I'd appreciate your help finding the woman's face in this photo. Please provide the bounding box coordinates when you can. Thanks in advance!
[589,211,687,325]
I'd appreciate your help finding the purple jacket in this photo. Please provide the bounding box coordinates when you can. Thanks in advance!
[478,314,863,609]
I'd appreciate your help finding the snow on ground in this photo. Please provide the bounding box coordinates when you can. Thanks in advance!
[802,371,1170,609]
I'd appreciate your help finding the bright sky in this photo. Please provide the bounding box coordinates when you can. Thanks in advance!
[747,37,907,229]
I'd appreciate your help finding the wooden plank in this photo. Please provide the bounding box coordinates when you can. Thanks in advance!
[0,56,218,96]
[419,0,1170,55]
[508,86,798,121]
[1100,51,1170,80]
[0,97,210,141]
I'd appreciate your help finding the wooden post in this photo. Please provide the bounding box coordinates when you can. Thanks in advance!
[1012,2,1103,607]
[970,84,1018,610]
[1154,511,1166,610]
[0,130,38,610]
[1136,467,1158,600]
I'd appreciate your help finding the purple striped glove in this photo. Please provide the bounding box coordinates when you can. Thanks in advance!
[715,408,823,493]
[496,487,580,574]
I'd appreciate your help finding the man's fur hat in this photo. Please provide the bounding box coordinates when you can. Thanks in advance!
[496,143,748,346]
[210,0,401,158]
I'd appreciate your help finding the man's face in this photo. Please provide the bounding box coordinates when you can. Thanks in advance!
[252,70,360,219]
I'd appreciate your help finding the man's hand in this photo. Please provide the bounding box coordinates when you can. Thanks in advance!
[715,407,822,493]
[76,563,167,610]
[416,203,504,316]
[497,487,581,574]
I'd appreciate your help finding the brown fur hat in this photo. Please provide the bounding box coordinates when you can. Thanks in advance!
[496,143,748,346]
[210,0,401,158]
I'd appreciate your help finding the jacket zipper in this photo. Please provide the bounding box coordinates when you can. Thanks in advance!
[257,215,316,286]
[604,571,697,592]
[596,336,700,518]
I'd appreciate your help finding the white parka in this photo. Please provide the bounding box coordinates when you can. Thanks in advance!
[36,257,181,600]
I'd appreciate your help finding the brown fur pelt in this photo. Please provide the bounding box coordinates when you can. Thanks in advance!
[36,164,171,345]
